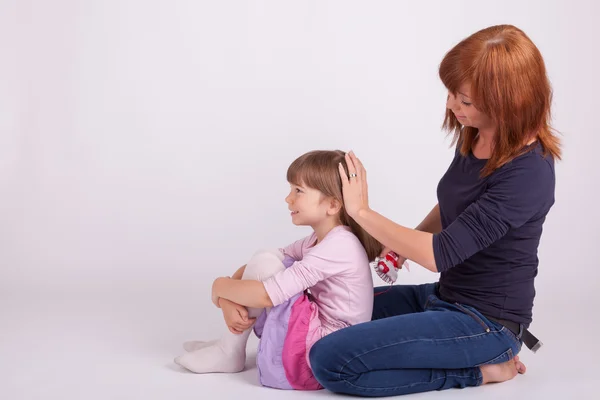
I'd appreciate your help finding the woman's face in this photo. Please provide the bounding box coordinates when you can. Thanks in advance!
[446,83,495,131]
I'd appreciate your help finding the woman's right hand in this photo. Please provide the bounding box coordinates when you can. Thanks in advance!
[379,248,409,272]
[380,248,407,265]
[219,298,256,334]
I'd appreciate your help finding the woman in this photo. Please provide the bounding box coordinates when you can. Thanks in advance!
[308,24,560,397]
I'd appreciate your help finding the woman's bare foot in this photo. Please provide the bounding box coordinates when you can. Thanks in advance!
[480,355,527,384]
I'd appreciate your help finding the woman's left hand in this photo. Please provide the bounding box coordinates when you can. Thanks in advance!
[339,151,370,218]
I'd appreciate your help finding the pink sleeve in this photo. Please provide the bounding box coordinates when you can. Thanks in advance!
[264,233,353,306]
[279,234,314,261]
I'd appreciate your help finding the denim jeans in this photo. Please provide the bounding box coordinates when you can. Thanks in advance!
[308,283,523,397]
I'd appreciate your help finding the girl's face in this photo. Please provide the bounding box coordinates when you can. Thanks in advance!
[285,182,339,228]
[446,83,495,131]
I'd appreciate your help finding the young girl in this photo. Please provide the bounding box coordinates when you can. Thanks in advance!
[174,150,383,381]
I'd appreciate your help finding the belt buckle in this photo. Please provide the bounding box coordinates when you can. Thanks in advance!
[523,329,543,353]
[529,339,543,353]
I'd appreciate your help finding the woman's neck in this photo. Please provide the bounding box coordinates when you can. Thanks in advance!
[473,128,538,159]
[472,127,495,159]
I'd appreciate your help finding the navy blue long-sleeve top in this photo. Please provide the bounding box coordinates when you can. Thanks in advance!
[432,141,555,325]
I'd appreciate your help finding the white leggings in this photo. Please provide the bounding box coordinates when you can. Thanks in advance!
[240,249,286,318]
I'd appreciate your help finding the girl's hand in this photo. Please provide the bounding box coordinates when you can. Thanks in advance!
[219,298,256,334]
[339,151,370,218]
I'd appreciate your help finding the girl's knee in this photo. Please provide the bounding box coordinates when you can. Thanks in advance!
[242,249,285,281]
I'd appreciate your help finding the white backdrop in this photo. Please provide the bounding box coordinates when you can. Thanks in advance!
[1,1,598,399]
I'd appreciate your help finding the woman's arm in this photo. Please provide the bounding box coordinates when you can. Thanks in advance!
[338,152,440,271]
[340,151,553,274]
[378,204,441,262]
[353,208,438,272]
[415,204,442,234]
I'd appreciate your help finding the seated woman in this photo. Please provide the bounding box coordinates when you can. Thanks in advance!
[308,24,560,397]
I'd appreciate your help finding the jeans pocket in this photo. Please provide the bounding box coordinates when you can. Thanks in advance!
[484,318,524,351]
[475,347,514,367]
[453,302,491,333]
[424,294,438,310]
[500,326,523,353]
[503,323,522,342]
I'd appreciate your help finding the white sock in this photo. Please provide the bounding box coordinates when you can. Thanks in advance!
[175,307,261,373]
[175,249,284,373]
[182,340,218,352]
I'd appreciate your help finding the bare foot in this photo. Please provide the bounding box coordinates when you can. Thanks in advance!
[480,356,526,384]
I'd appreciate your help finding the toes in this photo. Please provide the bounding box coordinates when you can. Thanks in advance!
[513,355,527,374]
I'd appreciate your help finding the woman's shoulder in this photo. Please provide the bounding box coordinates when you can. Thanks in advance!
[494,142,555,181]
[485,142,556,208]
[518,141,555,165]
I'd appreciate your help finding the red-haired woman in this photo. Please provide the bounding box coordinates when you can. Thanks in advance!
[309,24,560,397]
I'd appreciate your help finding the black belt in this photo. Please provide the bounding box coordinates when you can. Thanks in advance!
[485,315,543,353]
[435,285,543,353]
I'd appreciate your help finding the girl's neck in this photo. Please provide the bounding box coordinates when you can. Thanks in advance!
[312,218,342,244]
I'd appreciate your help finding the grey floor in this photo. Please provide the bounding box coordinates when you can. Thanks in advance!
[1,289,596,400]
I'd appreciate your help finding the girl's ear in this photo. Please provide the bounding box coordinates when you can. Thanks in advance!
[327,198,343,216]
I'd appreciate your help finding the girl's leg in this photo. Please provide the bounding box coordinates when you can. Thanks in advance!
[178,282,439,353]
[309,295,524,397]
[175,249,285,373]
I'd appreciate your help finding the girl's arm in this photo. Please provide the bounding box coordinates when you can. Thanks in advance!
[213,277,273,309]
[215,233,358,309]
[215,264,247,308]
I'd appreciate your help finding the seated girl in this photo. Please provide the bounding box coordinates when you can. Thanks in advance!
[174,150,383,385]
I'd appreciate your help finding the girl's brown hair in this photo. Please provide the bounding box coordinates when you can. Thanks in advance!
[287,150,383,261]
[439,24,561,176]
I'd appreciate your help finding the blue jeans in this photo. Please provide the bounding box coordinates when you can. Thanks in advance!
[308,283,524,397]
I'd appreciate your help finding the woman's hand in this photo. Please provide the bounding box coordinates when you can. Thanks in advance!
[338,151,370,218]
[219,298,256,334]
[380,247,407,264]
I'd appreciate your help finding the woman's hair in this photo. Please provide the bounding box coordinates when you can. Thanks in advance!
[439,24,561,176]
[287,150,383,261]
